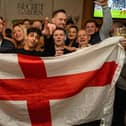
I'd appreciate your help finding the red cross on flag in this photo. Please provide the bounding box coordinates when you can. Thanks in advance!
[0,37,125,126]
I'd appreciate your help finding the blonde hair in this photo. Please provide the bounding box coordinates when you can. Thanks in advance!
[12,24,27,48]
[13,24,27,36]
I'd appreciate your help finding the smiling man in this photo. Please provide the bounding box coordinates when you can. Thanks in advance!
[24,27,41,51]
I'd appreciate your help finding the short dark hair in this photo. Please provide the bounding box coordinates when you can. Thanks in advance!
[52,9,66,18]
[27,27,41,37]
[66,17,74,25]
[5,28,12,38]
[23,19,31,24]
[84,19,99,28]
[53,27,66,34]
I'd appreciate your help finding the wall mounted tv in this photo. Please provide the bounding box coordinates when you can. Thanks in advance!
[93,0,126,19]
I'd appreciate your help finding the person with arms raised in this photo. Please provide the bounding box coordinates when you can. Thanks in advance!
[84,0,112,45]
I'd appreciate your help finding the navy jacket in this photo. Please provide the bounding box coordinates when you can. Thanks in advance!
[0,39,15,49]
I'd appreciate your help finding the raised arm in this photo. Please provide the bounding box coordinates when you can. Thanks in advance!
[95,0,112,40]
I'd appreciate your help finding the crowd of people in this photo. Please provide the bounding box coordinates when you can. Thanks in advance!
[0,0,126,126]
[0,0,116,55]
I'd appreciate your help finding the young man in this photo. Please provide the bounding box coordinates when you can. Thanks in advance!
[22,19,31,29]
[0,16,15,49]
[51,9,67,29]
[53,27,70,56]
[24,27,41,51]
[84,0,112,45]
[42,9,67,36]
[32,20,42,31]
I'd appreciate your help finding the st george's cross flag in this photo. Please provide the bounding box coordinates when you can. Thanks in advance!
[0,37,125,126]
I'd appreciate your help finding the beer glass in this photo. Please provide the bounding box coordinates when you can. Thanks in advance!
[115,27,126,38]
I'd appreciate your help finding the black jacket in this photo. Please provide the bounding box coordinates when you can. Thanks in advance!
[0,39,15,49]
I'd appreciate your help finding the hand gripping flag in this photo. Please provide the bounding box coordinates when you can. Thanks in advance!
[0,37,125,126]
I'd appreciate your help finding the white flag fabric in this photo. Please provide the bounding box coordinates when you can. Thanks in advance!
[0,37,125,126]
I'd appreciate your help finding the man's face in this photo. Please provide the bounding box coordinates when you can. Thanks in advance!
[26,32,39,49]
[52,12,66,28]
[0,19,4,33]
[32,21,42,30]
[23,21,31,29]
[85,22,97,36]
[53,29,65,46]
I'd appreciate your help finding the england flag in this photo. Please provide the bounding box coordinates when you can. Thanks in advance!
[0,37,125,126]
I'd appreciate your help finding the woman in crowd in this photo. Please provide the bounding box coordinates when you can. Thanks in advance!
[65,25,79,52]
[77,29,91,48]
[12,23,27,49]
